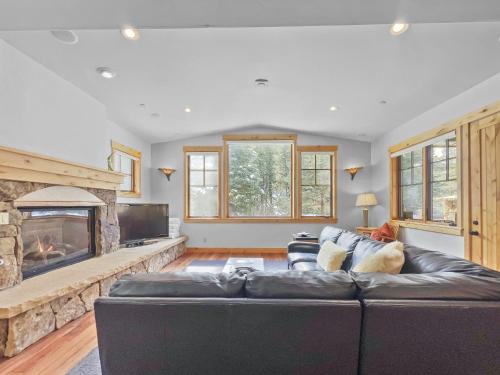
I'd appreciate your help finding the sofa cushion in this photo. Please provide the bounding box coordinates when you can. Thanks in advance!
[319,226,343,245]
[317,241,347,271]
[246,270,356,299]
[352,241,405,274]
[288,252,317,266]
[402,245,500,278]
[337,231,363,252]
[350,238,385,270]
[109,272,246,298]
[292,261,324,271]
[352,272,500,300]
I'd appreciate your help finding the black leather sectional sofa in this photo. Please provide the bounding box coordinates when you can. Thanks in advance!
[95,227,500,375]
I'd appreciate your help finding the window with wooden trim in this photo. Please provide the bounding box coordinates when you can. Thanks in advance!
[225,135,295,218]
[184,147,221,219]
[427,138,458,225]
[111,140,141,198]
[298,146,337,220]
[390,131,461,234]
[183,135,338,222]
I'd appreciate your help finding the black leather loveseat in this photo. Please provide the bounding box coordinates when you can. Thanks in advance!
[95,226,500,375]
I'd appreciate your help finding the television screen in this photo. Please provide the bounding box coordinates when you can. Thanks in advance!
[117,204,169,243]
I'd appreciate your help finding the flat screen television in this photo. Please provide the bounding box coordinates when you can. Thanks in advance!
[117,204,169,244]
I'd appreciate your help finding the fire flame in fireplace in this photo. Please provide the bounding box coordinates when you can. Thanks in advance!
[37,236,54,253]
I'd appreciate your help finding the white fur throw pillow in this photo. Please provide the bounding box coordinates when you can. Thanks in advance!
[317,240,347,271]
[352,241,405,274]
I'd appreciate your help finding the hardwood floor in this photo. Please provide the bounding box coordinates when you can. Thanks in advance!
[0,252,286,375]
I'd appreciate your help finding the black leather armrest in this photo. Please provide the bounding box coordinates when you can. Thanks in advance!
[287,241,320,254]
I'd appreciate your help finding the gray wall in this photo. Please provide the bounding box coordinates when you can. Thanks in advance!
[371,72,500,257]
[0,39,152,203]
[151,126,372,248]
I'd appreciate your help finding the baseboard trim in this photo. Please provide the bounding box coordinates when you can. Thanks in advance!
[187,247,287,254]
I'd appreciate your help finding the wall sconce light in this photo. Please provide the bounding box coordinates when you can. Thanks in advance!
[159,168,176,181]
[344,166,363,180]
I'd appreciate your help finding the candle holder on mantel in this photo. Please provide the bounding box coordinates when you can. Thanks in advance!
[158,168,176,181]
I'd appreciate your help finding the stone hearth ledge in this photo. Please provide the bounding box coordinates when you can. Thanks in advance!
[0,237,187,319]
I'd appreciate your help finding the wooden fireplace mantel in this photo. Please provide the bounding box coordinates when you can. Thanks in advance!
[0,145,125,191]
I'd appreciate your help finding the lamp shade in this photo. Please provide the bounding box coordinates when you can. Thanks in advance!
[356,193,378,207]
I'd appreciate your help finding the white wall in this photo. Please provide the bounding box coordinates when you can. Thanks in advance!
[371,72,500,257]
[151,126,372,248]
[0,39,152,203]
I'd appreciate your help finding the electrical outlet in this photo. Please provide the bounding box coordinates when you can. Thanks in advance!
[0,212,9,225]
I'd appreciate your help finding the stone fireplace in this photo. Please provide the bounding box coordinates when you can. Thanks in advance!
[0,182,120,290]
[0,145,186,357]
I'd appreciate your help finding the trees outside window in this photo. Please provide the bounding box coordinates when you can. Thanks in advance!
[227,141,293,217]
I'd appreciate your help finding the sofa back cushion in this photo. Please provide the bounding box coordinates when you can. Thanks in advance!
[402,245,500,278]
[352,272,500,300]
[350,238,385,270]
[319,226,343,245]
[109,272,246,298]
[245,270,356,299]
[337,231,363,251]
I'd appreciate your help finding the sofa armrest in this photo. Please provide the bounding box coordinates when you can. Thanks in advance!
[287,241,321,254]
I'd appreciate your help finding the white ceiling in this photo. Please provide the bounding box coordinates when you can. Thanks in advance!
[1,0,500,30]
[0,2,499,143]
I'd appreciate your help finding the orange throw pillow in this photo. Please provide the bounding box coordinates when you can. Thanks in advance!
[380,222,394,238]
[370,229,382,241]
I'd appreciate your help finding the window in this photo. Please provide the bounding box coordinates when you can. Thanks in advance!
[183,134,338,223]
[390,130,461,235]
[399,150,423,220]
[225,136,294,218]
[184,147,221,219]
[427,138,458,225]
[298,146,337,219]
[111,140,141,198]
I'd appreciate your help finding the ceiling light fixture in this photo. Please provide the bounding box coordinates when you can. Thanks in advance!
[390,22,409,36]
[255,78,269,87]
[50,30,79,45]
[120,26,140,41]
[184,107,192,113]
[329,106,338,111]
[96,67,116,79]
[151,113,160,118]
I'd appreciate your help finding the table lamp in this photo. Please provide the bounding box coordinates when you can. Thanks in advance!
[356,193,378,227]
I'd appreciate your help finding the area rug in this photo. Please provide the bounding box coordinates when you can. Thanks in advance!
[67,347,101,375]
[184,259,288,272]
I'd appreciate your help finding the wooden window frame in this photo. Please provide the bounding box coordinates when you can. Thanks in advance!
[183,135,338,223]
[111,140,141,198]
[297,146,338,223]
[389,127,463,236]
[223,134,297,222]
[183,146,223,221]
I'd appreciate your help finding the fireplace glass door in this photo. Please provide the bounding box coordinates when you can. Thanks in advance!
[20,207,96,278]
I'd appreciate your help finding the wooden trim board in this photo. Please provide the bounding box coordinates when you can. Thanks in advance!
[0,144,124,190]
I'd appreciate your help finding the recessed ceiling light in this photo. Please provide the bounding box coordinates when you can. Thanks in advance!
[390,22,409,36]
[184,107,192,113]
[329,106,338,111]
[151,113,160,118]
[120,26,140,41]
[255,78,269,87]
[50,30,79,45]
[96,67,116,79]
[379,100,387,104]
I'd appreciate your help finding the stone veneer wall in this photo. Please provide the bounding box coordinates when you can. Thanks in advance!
[0,241,186,357]
[0,180,120,290]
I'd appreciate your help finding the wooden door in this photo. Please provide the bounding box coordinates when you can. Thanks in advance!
[468,112,500,270]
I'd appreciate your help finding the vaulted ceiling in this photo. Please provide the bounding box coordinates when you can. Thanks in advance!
[1,1,499,142]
